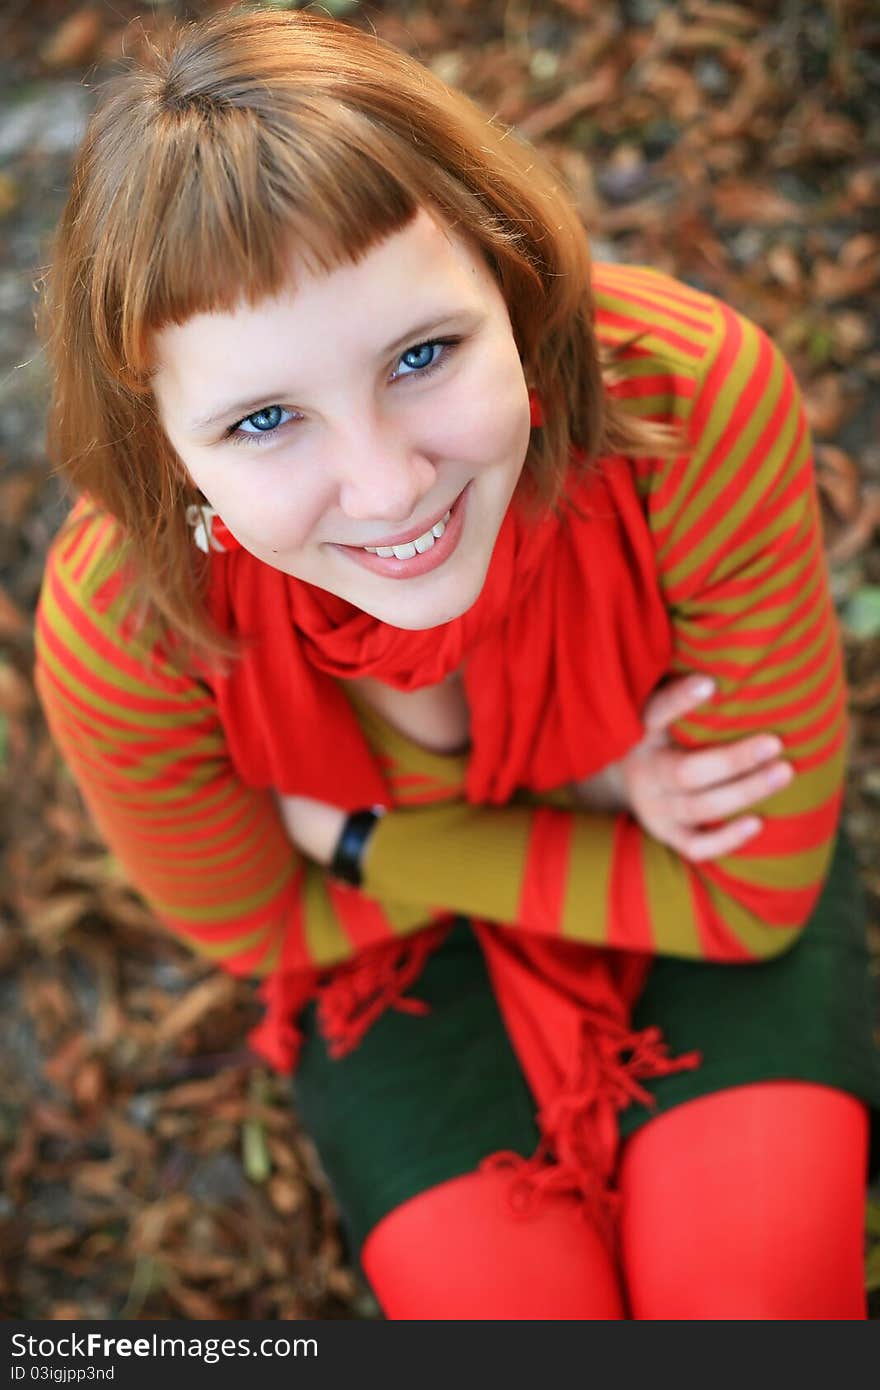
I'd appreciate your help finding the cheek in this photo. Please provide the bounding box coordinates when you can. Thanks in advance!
[186,454,327,552]
[441,357,528,462]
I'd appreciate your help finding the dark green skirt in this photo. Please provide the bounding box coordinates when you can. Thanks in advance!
[292,828,880,1260]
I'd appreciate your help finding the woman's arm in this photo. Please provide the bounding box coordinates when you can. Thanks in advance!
[33,510,441,982]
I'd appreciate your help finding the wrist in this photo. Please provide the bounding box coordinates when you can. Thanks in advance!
[569,761,629,812]
[329,806,386,887]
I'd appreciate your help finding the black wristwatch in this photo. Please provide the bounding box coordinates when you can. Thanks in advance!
[329,807,384,888]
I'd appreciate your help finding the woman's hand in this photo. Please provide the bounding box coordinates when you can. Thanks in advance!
[570,674,794,862]
[274,792,348,867]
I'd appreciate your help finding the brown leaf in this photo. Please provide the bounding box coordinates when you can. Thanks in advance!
[31,1102,86,1141]
[826,487,880,566]
[159,1068,247,1112]
[130,1194,194,1257]
[713,180,803,225]
[684,1,761,32]
[844,169,880,209]
[709,41,777,140]
[71,1157,130,1200]
[518,64,618,140]
[26,890,91,947]
[21,974,78,1041]
[165,1251,241,1282]
[642,63,704,123]
[765,244,803,292]
[44,1032,91,1090]
[815,446,862,521]
[162,1273,233,1320]
[48,1304,85,1321]
[40,8,104,69]
[71,1057,107,1111]
[0,661,33,718]
[813,253,880,304]
[840,234,880,269]
[803,373,850,438]
[154,973,239,1046]
[829,311,872,361]
[28,1228,79,1260]
[4,1119,39,1199]
[0,581,28,636]
[105,1114,156,1164]
[267,1174,306,1215]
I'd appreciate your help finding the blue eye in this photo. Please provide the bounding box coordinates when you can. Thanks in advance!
[392,337,458,380]
[236,404,296,437]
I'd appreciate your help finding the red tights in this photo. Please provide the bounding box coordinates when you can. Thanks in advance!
[361,1082,870,1319]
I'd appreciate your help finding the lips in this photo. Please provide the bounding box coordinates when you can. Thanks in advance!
[330,481,471,581]
[340,490,465,551]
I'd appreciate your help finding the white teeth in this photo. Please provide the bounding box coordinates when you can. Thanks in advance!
[361,508,453,558]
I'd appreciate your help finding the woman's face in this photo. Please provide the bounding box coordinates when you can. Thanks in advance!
[151,206,532,630]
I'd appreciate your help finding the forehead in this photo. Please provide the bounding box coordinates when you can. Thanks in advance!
[154,208,491,353]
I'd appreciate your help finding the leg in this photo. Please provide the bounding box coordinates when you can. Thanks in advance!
[618,1081,869,1320]
[293,920,624,1315]
[362,1165,626,1320]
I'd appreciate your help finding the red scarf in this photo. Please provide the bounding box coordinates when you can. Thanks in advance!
[205,445,701,1243]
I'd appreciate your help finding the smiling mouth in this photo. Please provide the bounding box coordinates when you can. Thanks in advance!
[360,508,451,559]
[331,482,471,580]
[339,490,464,554]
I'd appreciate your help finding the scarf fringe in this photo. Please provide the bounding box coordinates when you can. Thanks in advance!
[316,924,453,1060]
[247,965,318,1075]
[481,1012,702,1252]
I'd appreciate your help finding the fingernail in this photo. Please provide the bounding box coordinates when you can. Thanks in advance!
[768,763,793,788]
[692,678,715,700]
[759,737,783,759]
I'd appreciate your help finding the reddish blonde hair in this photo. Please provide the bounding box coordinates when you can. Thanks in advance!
[40,6,685,671]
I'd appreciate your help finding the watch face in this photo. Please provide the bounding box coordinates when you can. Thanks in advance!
[331,809,380,887]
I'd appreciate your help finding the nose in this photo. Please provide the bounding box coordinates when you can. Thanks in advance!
[333,419,437,524]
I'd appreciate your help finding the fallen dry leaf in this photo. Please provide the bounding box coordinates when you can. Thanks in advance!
[152,973,239,1046]
[826,488,880,566]
[713,179,804,225]
[518,63,618,141]
[813,253,880,304]
[815,445,862,521]
[40,8,104,69]
[804,372,856,438]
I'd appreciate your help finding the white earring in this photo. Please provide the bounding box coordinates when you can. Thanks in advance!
[185,503,225,554]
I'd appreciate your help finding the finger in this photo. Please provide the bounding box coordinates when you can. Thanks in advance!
[673,760,793,824]
[666,733,785,792]
[673,816,763,863]
[643,674,715,733]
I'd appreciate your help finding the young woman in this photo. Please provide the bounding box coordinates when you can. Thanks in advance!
[34,8,879,1318]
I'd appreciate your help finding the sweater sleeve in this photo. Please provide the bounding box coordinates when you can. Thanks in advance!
[360,303,847,963]
[33,509,439,979]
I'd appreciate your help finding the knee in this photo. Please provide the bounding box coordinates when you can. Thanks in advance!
[362,1167,627,1320]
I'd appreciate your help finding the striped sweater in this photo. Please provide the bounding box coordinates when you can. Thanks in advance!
[34,263,847,1003]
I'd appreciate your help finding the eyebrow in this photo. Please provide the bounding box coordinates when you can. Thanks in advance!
[185,309,476,434]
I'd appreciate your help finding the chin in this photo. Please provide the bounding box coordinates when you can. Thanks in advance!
[361,568,486,632]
